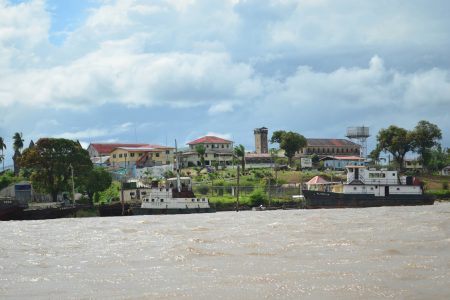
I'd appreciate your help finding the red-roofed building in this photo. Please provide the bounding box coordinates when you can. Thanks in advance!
[88,143,150,158]
[181,136,233,168]
[88,143,174,168]
[299,139,361,157]
[187,136,232,148]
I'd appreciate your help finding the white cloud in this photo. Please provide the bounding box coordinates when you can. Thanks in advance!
[208,102,234,115]
[0,0,449,154]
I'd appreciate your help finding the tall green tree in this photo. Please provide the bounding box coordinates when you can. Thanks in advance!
[411,120,442,170]
[427,145,448,173]
[369,146,382,165]
[12,132,24,176]
[233,144,246,174]
[195,144,206,169]
[12,132,24,152]
[20,138,93,202]
[376,125,413,170]
[270,130,307,167]
[82,167,112,204]
[0,137,6,171]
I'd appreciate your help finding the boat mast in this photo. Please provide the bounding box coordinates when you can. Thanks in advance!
[175,139,181,192]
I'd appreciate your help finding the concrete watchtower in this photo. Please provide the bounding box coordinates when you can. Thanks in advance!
[254,127,269,154]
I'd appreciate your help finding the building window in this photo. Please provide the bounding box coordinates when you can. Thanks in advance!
[113,154,116,158]
[130,153,135,157]
[206,144,209,148]
[221,144,224,148]
[124,153,127,157]
[165,150,170,154]
[119,154,123,158]
[138,153,142,156]
[156,153,160,157]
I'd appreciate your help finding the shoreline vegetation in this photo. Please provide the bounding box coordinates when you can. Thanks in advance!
[88,168,450,214]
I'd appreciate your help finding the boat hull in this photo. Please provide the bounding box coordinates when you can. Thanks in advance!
[132,207,216,215]
[302,190,434,209]
[1,205,79,221]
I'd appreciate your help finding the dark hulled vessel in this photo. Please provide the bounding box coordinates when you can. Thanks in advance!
[302,166,434,209]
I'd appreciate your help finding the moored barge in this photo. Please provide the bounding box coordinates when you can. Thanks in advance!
[302,166,434,208]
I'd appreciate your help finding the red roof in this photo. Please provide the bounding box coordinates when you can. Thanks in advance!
[187,136,232,145]
[306,139,359,147]
[306,176,330,185]
[89,143,171,154]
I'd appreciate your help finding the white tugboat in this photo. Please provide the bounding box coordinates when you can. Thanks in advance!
[131,140,215,215]
[302,165,434,208]
[132,177,214,215]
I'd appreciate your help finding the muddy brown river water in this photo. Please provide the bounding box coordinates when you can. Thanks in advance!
[1,203,449,299]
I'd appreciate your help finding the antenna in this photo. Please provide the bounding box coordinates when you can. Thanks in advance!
[175,139,181,192]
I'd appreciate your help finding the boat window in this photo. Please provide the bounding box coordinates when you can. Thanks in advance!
[202,199,205,202]
[397,188,400,190]
[375,186,378,189]
[161,199,164,202]
[141,192,146,195]
[151,199,155,202]
[146,199,149,202]
[353,187,357,190]
[392,173,396,176]
[197,199,200,202]
[370,187,373,190]
[192,199,195,202]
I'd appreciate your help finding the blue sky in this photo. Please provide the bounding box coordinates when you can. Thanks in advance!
[1,0,449,165]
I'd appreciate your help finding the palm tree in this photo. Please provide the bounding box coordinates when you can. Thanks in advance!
[0,136,6,171]
[13,132,24,153]
[12,132,24,176]
[195,145,206,169]
[234,144,246,174]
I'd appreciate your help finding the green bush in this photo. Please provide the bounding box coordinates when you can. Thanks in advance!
[197,185,210,195]
[249,188,267,206]
[442,181,449,190]
[95,181,120,204]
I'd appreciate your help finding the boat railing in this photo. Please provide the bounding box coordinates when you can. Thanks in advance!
[355,176,409,185]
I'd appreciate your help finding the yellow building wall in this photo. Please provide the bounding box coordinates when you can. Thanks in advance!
[110,149,147,164]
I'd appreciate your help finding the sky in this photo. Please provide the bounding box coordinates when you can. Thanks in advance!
[1,0,449,166]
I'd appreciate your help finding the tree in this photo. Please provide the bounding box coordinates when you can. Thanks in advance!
[82,167,112,204]
[233,144,246,174]
[369,146,382,165]
[270,130,307,167]
[0,136,6,170]
[427,145,448,173]
[376,125,413,171]
[12,132,24,176]
[411,120,442,170]
[13,132,24,152]
[195,144,206,169]
[20,138,93,202]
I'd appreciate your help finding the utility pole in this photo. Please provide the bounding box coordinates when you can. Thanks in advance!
[69,164,75,205]
[236,164,240,212]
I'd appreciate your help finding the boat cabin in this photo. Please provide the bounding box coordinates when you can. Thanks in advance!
[344,166,422,196]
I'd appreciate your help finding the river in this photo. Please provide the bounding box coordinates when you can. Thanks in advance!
[1,203,449,299]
